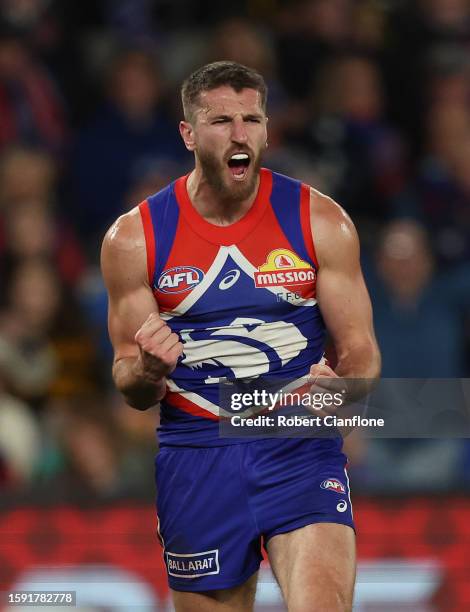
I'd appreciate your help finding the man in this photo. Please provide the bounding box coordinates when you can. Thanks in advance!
[101,61,381,611]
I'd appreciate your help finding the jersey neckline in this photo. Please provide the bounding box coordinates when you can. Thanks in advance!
[174,167,272,246]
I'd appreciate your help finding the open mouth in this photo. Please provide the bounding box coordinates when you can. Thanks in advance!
[227,153,251,180]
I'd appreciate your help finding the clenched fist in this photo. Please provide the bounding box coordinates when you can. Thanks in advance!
[308,361,347,417]
[134,312,183,382]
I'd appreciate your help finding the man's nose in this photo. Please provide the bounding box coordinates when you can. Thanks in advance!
[231,117,248,143]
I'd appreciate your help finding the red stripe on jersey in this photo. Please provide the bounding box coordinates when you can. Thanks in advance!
[237,200,316,300]
[154,217,221,312]
[165,391,220,421]
[139,200,156,286]
[238,202,296,268]
[300,183,319,269]
[175,168,272,246]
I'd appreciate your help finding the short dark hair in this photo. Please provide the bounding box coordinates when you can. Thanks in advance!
[181,61,267,121]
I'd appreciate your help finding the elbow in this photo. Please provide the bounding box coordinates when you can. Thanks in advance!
[122,393,158,411]
[114,376,164,411]
[114,381,160,411]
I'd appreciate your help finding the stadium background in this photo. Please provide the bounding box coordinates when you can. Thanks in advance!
[1,0,470,609]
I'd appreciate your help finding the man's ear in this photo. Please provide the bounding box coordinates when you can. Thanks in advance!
[179,121,196,151]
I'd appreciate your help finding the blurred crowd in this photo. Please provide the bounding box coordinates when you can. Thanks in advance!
[1,0,470,501]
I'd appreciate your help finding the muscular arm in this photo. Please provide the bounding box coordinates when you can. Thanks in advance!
[101,208,181,410]
[310,189,381,389]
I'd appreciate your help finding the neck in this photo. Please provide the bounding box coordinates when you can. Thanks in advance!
[186,166,260,226]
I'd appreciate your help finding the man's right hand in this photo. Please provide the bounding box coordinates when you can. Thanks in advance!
[134,313,184,382]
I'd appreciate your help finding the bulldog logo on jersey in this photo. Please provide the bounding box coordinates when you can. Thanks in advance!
[254,249,315,288]
[158,266,204,294]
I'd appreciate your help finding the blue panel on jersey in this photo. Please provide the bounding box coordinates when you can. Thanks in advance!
[269,172,312,267]
[165,251,325,412]
[147,183,180,287]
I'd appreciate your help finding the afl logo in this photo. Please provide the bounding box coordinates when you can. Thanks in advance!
[157,266,204,294]
[320,478,346,494]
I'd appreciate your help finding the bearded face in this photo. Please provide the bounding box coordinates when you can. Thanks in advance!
[183,86,268,202]
[197,140,263,203]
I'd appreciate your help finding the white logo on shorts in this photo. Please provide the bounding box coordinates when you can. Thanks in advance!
[336,500,348,513]
[166,549,220,578]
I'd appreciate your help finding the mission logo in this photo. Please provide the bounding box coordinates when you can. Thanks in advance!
[254,248,315,288]
[157,266,204,294]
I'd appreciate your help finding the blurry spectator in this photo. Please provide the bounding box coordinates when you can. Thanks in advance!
[113,394,159,490]
[351,0,386,51]
[208,18,275,77]
[114,394,158,445]
[124,158,184,210]
[0,0,94,124]
[70,45,187,252]
[287,54,407,220]
[48,397,126,499]
[356,219,470,493]
[0,385,42,490]
[103,0,159,43]
[0,21,67,154]
[426,45,470,109]
[1,199,86,287]
[0,260,59,405]
[384,0,470,155]
[365,219,470,377]
[0,258,101,407]
[0,145,85,284]
[423,0,470,31]
[393,101,470,266]
[41,396,155,500]
[0,145,56,206]
[207,18,292,150]
[276,0,353,99]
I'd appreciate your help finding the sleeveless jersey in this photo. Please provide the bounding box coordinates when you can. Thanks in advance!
[139,168,326,446]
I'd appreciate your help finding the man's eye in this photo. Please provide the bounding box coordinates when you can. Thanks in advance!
[213,119,229,124]
[247,118,261,123]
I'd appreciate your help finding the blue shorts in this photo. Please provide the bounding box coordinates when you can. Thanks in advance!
[155,438,354,592]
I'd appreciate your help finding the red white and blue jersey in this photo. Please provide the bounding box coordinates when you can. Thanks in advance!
[139,168,326,446]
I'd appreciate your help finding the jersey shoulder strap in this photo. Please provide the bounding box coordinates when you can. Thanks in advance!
[139,181,180,289]
[269,170,318,268]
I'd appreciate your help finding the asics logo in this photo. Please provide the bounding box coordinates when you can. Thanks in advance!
[219,269,241,290]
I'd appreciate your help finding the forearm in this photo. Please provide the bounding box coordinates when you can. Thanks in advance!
[335,341,381,396]
[113,356,166,410]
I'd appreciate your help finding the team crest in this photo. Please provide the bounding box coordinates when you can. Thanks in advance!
[158,266,204,294]
[254,249,315,288]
